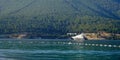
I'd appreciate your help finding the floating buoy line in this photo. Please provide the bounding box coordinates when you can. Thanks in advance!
[2,41,120,48]
[37,41,120,48]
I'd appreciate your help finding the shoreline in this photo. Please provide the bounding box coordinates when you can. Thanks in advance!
[0,31,120,40]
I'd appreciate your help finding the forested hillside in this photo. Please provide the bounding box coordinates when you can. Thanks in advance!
[0,0,120,36]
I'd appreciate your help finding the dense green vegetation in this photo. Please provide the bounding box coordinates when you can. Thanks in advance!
[0,0,120,37]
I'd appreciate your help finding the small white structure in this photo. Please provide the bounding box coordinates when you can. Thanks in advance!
[72,33,86,41]
[67,33,77,36]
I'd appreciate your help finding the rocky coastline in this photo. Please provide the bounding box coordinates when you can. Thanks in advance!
[0,32,120,40]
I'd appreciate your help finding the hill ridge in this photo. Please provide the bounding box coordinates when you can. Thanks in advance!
[0,0,120,35]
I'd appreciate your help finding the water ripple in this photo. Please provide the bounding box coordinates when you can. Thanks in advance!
[0,49,120,55]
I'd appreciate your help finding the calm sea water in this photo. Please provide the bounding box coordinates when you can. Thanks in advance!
[0,39,120,60]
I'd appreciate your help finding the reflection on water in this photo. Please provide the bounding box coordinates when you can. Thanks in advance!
[0,39,120,60]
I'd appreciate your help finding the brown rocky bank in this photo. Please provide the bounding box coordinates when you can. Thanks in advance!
[84,32,120,40]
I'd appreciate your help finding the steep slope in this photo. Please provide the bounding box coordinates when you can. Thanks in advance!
[0,0,120,35]
[0,0,74,17]
[0,0,119,18]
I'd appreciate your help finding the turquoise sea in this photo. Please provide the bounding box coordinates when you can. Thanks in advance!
[0,39,120,60]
